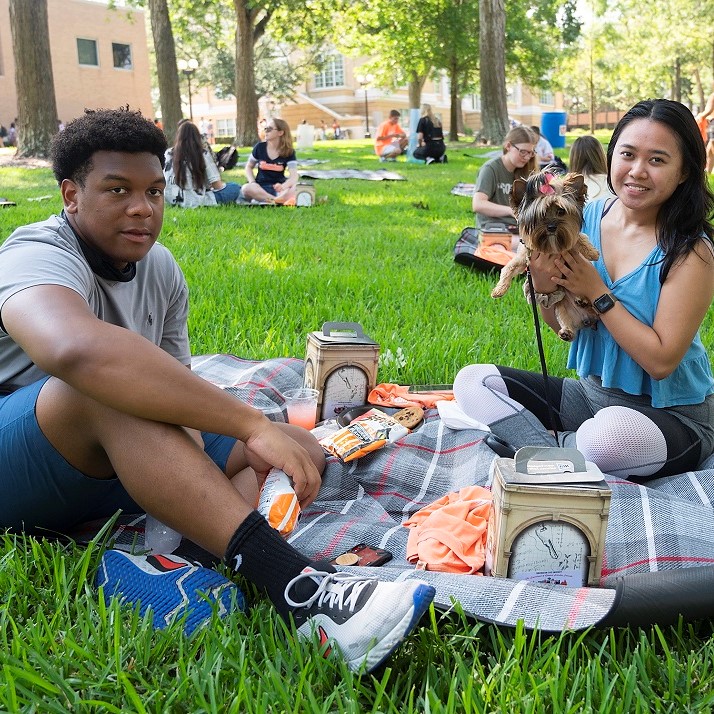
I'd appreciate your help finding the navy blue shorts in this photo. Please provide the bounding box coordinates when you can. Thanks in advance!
[0,378,238,535]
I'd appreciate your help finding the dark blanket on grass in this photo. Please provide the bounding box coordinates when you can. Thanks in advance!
[297,169,405,181]
[187,355,714,631]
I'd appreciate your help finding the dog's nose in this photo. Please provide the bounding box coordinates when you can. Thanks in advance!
[547,222,557,232]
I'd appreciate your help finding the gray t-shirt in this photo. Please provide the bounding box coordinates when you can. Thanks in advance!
[474,156,518,231]
[0,213,190,389]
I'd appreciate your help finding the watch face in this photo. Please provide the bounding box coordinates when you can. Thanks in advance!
[594,293,616,313]
[508,521,590,587]
[322,366,369,419]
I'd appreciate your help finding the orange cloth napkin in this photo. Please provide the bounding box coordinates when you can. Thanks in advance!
[404,485,492,574]
[368,383,455,409]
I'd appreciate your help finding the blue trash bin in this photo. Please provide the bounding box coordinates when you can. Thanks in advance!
[541,111,567,149]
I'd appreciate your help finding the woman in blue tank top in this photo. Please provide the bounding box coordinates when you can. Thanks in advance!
[454,99,714,480]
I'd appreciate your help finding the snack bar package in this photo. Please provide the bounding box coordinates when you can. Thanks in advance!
[319,408,409,463]
[257,468,301,536]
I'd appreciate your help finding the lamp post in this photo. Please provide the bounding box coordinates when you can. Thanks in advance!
[177,58,199,121]
[356,73,374,138]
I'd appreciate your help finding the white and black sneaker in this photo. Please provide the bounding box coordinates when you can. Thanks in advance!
[425,157,435,165]
[285,566,435,673]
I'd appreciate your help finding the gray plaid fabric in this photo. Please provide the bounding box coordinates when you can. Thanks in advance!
[191,354,714,632]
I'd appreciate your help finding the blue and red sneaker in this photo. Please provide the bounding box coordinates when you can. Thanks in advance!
[96,549,245,635]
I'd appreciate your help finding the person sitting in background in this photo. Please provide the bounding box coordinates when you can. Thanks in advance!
[568,135,615,201]
[530,125,554,167]
[164,121,241,207]
[413,104,446,164]
[472,125,537,246]
[6,123,17,147]
[241,118,298,205]
[531,125,567,172]
[375,110,408,161]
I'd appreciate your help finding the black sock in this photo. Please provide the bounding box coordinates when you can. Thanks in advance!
[224,510,320,620]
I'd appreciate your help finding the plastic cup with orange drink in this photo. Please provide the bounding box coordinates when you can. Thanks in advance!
[282,388,319,430]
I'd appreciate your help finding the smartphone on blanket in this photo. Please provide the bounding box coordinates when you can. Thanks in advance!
[329,543,393,567]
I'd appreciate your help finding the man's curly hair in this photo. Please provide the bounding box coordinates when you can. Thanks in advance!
[50,107,167,186]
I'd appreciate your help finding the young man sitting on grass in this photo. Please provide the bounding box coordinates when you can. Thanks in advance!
[0,108,435,673]
[374,110,408,161]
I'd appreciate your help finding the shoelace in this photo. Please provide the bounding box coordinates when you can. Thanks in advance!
[284,571,375,612]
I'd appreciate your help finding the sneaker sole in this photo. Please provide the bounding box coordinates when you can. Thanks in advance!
[96,550,245,635]
[349,582,436,673]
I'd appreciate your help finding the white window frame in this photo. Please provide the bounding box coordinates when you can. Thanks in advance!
[77,37,99,67]
[314,53,345,90]
[112,42,133,71]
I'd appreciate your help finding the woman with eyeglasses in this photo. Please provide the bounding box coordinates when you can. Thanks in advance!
[471,125,538,238]
[241,118,298,205]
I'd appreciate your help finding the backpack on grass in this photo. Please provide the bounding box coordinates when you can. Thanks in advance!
[453,225,517,272]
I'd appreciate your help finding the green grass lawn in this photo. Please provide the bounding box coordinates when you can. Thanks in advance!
[2,139,714,712]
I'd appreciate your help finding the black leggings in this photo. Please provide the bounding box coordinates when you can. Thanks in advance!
[496,365,703,479]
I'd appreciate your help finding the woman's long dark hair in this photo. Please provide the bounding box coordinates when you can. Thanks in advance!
[607,99,714,283]
[172,120,208,190]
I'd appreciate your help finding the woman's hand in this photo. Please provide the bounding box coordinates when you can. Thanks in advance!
[553,250,605,301]
[528,251,562,293]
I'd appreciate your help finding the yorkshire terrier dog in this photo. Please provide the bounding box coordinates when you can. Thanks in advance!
[491,170,600,341]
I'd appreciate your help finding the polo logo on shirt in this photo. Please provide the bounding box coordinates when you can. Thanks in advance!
[147,313,153,326]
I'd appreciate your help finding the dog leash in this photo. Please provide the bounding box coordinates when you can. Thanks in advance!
[526,269,560,444]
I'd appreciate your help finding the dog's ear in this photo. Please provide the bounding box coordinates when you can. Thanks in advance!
[511,177,527,213]
[565,173,587,204]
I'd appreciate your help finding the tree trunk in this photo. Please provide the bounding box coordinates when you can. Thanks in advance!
[407,73,427,111]
[479,0,508,143]
[148,0,183,145]
[234,0,260,146]
[9,0,58,158]
[449,59,459,142]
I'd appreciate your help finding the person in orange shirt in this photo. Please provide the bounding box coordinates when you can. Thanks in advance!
[374,109,408,161]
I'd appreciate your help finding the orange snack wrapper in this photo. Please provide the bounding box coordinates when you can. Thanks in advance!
[319,409,409,463]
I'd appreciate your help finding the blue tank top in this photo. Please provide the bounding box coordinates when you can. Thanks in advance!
[567,199,714,408]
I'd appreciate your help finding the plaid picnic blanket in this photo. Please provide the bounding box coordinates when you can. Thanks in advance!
[185,355,714,631]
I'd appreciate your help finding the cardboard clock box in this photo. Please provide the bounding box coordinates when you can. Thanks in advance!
[303,322,379,422]
[486,447,611,587]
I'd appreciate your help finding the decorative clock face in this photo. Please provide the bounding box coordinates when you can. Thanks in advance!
[296,190,313,207]
[508,520,590,587]
[322,365,369,418]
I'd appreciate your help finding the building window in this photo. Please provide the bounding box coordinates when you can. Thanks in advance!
[112,43,133,70]
[216,118,236,137]
[77,38,99,67]
[539,90,554,105]
[314,53,344,89]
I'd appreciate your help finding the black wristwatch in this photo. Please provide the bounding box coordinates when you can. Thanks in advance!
[593,292,618,314]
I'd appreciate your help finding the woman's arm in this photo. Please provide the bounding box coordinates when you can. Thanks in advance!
[554,241,714,379]
[472,191,515,219]
[281,160,299,190]
[244,156,257,184]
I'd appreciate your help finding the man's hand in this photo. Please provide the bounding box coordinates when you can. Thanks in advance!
[243,420,322,507]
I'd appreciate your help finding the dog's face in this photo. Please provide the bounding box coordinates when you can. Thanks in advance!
[511,171,587,254]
